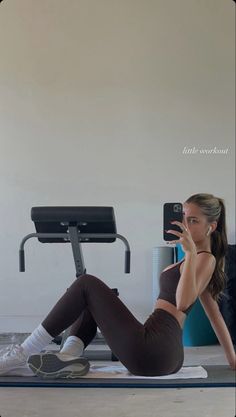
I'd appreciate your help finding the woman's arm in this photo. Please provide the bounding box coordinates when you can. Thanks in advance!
[176,252,197,310]
[167,220,216,312]
[199,289,236,370]
[176,252,216,311]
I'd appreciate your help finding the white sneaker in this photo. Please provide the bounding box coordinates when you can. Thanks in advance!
[28,352,90,379]
[0,344,34,377]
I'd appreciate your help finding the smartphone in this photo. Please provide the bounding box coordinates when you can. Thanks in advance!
[163,203,183,241]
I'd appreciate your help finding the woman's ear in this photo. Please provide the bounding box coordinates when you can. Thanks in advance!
[211,221,218,233]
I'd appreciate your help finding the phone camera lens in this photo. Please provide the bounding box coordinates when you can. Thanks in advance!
[173,204,181,212]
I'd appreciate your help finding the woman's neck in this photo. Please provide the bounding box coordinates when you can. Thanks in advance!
[195,246,212,252]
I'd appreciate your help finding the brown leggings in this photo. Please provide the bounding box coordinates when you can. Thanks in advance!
[42,274,184,376]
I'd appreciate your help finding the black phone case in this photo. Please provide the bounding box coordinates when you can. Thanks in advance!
[163,203,183,241]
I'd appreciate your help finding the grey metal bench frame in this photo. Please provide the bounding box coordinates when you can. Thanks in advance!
[19,207,131,360]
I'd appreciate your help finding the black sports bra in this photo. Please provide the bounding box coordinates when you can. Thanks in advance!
[157,251,213,315]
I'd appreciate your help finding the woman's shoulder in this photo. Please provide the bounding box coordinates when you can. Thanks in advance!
[197,251,216,269]
[197,251,216,260]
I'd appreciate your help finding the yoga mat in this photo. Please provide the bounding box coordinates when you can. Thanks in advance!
[0,365,234,388]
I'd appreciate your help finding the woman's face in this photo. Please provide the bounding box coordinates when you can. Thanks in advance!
[183,202,211,243]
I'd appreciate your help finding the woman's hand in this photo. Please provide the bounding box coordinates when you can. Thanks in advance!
[166,220,197,254]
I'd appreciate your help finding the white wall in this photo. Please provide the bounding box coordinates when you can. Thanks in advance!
[0,0,235,332]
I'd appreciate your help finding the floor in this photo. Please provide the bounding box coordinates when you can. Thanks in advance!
[0,343,235,417]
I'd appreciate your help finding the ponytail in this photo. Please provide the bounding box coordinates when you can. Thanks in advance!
[185,194,228,302]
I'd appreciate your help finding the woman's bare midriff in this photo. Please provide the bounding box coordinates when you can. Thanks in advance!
[154,260,186,328]
[154,299,186,329]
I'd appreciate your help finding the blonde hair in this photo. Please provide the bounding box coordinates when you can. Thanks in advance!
[185,193,228,302]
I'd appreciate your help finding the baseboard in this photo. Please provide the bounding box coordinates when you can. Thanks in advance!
[0,316,44,333]
[0,333,30,345]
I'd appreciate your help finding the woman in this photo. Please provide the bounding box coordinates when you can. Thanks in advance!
[0,193,235,378]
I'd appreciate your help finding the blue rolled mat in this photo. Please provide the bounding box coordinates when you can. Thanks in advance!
[176,244,218,346]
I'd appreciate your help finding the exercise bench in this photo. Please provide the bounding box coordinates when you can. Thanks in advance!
[19,206,131,361]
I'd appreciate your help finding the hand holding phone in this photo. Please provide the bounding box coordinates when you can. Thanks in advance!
[163,203,183,242]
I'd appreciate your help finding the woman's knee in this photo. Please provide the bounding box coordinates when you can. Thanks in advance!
[70,274,98,287]
[76,274,103,289]
[70,274,105,297]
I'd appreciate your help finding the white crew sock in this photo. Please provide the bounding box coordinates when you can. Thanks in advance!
[21,324,54,357]
[60,336,84,357]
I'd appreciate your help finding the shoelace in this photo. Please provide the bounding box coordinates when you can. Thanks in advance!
[4,344,21,357]
[0,346,8,355]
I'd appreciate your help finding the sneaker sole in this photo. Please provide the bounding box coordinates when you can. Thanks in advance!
[27,353,90,379]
